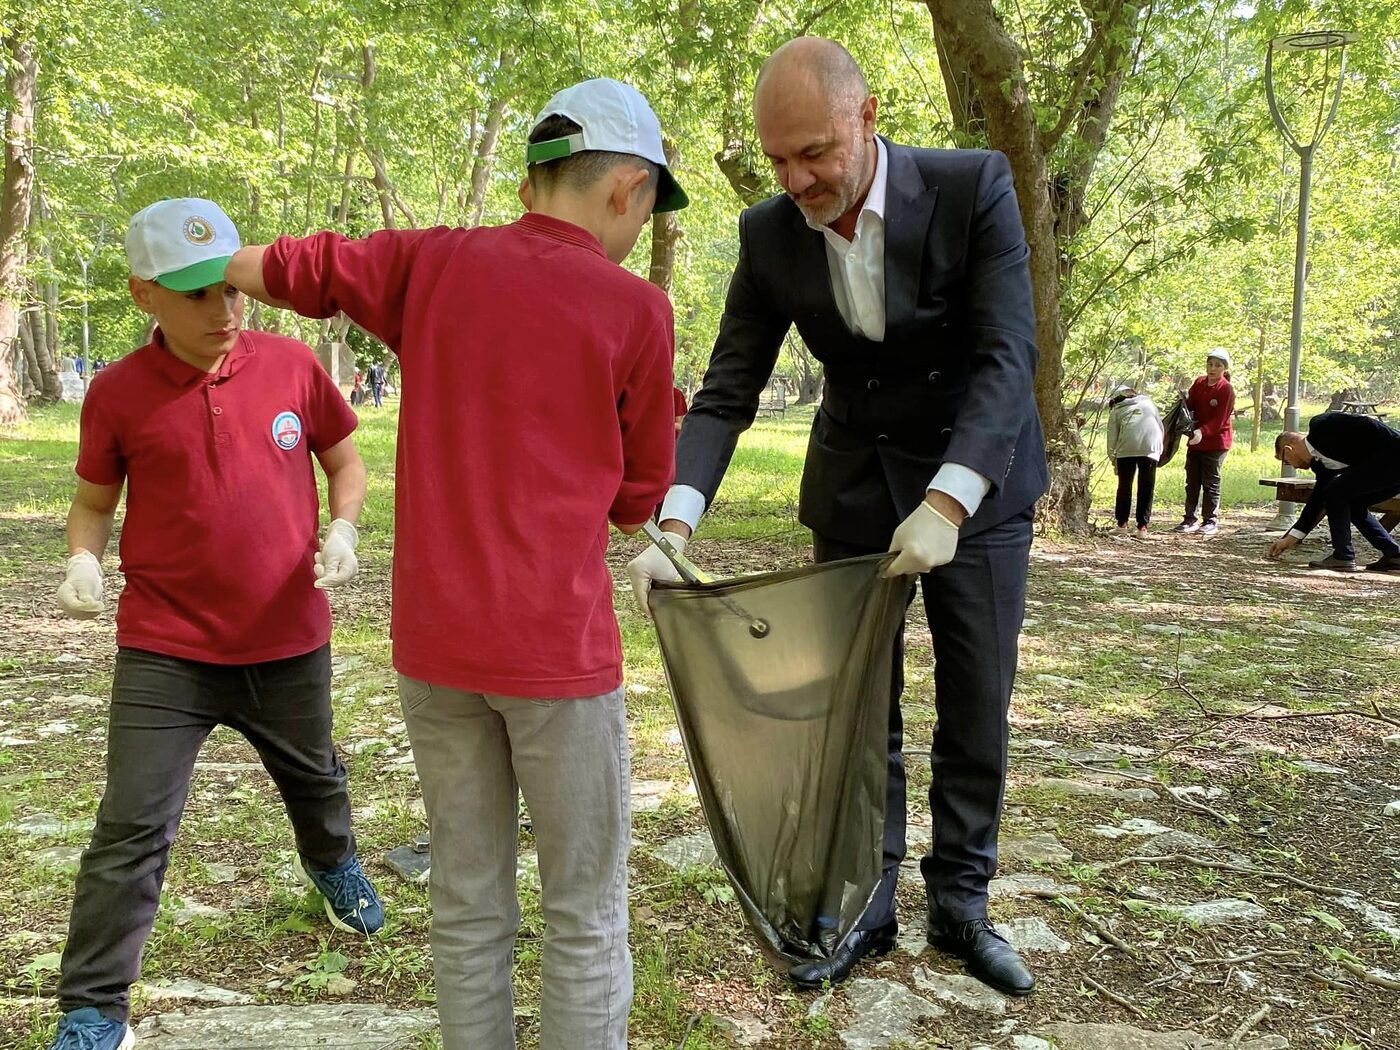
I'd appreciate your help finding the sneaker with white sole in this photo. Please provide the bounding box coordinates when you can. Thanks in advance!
[293,854,384,935]
[49,1008,134,1050]
[1173,521,1200,534]
[1199,522,1218,536]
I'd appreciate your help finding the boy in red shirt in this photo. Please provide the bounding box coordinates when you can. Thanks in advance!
[48,199,383,1050]
[226,79,682,1049]
[1173,348,1235,536]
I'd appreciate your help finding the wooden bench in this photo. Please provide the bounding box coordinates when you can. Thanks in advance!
[1260,476,1400,532]
[757,382,787,418]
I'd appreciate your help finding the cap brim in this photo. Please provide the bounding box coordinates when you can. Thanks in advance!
[154,255,233,291]
[654,167,688,213]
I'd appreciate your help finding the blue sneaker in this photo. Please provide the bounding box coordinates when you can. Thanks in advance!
[49,1007,134,1049]
[293,854,384,935]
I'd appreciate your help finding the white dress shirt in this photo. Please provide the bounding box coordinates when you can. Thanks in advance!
[660,138,991,533]
[1286,440,1349,539]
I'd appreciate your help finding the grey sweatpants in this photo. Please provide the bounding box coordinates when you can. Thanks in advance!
[398,676,632,1049]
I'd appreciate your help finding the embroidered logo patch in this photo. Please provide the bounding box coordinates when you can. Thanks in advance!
[183,216,215,245]
[1209,398,1219,407]
[272,411,303,450]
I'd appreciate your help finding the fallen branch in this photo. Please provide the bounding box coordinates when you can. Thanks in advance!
[1193,948,1302,966]
[1056,897,1138,958]
[1100,854,1351,897]
[1339,960,1400,991]
[1227,1003,1271,1046]
[1081,973,1147,1017]
[1165,789,1238,827]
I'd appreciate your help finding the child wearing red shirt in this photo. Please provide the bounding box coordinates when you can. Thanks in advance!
[226,79,683,1050]
[1174,348,1235,536]
[47,200,382,1050]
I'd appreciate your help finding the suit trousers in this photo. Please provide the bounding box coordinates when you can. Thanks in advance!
[813,508,1032,928]
[1316,463,1400,560]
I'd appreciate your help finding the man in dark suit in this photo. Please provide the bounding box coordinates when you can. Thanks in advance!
[1268,412,1400,573]
[627,37,1047,995]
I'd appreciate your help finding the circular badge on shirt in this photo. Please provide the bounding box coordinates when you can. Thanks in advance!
[272,411,303,450]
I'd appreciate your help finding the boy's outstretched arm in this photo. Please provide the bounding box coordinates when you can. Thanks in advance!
[59,479,122,617]
[226,246,294,310]
[313,436,367,590]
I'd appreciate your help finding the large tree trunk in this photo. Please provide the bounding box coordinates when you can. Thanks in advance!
[923,0,1144,532]
[465,52,515,229]
[17,312,39,397]
[0,37,38,426]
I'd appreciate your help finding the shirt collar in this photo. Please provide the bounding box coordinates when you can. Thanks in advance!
[1304,439,1345,469]
[516,213,607,257]
[805,136,889,241]
[146,328,252,386]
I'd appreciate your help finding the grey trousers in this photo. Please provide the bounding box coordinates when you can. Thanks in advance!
[398,677,632,1050]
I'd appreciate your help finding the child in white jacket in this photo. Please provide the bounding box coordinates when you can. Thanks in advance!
[1107,387,1165,534]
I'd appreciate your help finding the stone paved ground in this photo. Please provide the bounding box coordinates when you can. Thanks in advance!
[4,507,1399,1048]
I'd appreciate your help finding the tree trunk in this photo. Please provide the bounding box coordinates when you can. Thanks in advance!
[786,334,823,404]
[0,37,38,426]
[465,52,515,229]
[17,312,39,397]
[923,0,1144,532]
[647,141,682,294]
[1251,327,1266,451]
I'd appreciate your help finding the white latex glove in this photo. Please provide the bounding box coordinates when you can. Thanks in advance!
[57,550,105,618]
[626,532,686,617]
[314,519,359,589]
[1187,429,1203,446]
[884,502,960,577]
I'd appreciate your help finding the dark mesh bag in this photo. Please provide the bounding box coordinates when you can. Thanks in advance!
[649,554,906,966]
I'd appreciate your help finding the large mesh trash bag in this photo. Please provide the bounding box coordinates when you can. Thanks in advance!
[1158,392,1196,467]
[649,554,907,966]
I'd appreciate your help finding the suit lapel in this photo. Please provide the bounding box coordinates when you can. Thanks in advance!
[782,201,841,319]
[881,139,938,335]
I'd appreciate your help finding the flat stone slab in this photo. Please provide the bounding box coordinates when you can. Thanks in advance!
[999,832,1072,866]
[29,845,83,871]
[710,1009,773,1046]
[1036,1022,1288,1049]
[630,779,675,812]
[837,977,945,1049]
[1031,778,1158,802]
[911,966,1009,1014]
[1092,818,1175,839]
[8,813,83,838]
[994,917,1071,953]
[163,897,228,925]
[133,1004,437,1047]
[989,872,1080,899]
[1333,895,1400,939]
[1142,830,1219,853]
[652,832,717,870]
[139,980,255,1006]
[1166,899,1268,926]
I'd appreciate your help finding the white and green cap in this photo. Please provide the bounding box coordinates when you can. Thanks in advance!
[527,78,688,213]
[126,198,240,291]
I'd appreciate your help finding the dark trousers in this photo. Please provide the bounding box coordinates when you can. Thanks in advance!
[1183,449,1227,524]
[1114,457,1157,527]
[814,509,1031,929]
[58,644,354,1023]
[1316,464,1400,561]
[371,384,383,407]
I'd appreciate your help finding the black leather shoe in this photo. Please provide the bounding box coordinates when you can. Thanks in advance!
[1366,554,1400,573]
[789,922,898,990]
[927,918,1036,996]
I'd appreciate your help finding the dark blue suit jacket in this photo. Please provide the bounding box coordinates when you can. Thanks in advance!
[675,139,1049,547]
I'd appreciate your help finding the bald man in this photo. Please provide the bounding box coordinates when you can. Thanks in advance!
[1268,412,1400,572]
[628,38,1046,995]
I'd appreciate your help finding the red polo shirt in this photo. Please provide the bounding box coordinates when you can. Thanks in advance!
[76,331,357,664]
[262,215,675,698]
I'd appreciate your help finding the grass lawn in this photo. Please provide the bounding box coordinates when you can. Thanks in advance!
[2,398,1396,1049]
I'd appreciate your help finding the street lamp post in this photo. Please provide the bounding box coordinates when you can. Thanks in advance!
[1263,30,1356,529]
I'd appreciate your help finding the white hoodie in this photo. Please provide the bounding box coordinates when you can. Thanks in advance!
[1107,394,1165,461]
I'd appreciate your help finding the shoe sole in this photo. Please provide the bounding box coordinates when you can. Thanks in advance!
[292,855,374,936]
